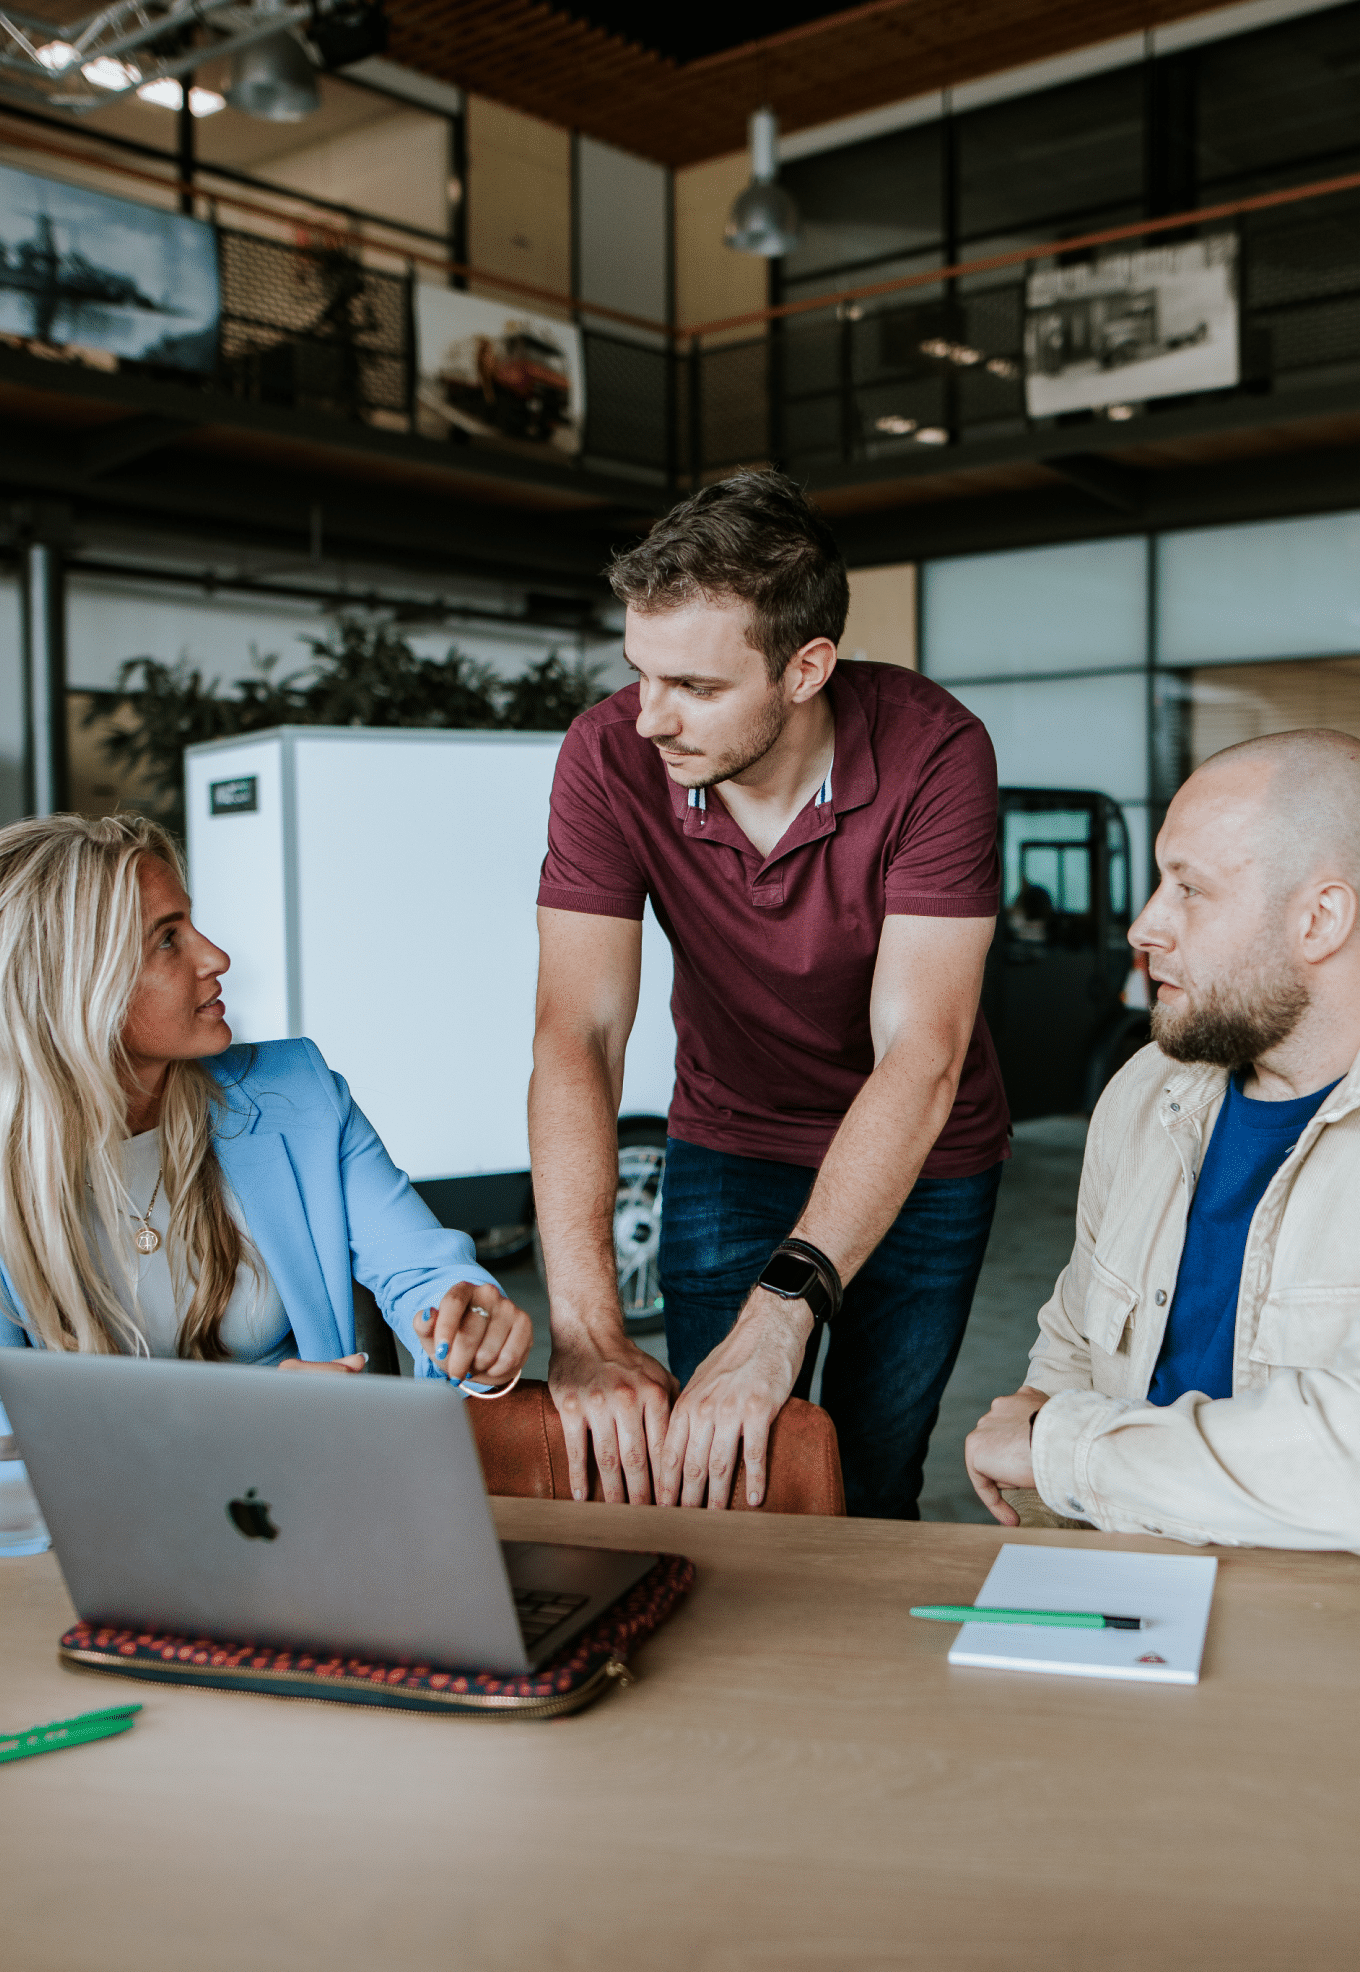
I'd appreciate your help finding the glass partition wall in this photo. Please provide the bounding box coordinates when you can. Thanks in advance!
[773,2,1360,474]
[919,509,1360,913]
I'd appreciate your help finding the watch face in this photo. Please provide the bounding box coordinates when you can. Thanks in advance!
[761,1252,818,1298]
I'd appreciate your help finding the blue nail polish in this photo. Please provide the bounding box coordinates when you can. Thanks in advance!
[435,1340,449,1360]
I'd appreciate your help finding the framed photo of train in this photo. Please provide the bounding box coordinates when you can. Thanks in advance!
[1024,233,1239,418]
[414,286,585,457]
[0,162,219,372]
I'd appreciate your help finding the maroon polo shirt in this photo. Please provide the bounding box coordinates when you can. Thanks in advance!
[538,660,1010,1177]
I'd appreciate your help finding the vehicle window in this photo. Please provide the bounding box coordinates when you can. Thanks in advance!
[1003,808,1093,949]
[1107,813,1130,921]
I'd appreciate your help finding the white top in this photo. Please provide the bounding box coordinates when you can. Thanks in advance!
[93,1131,296,1364]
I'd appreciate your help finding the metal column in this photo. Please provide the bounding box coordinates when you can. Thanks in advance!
[22,542,68,817]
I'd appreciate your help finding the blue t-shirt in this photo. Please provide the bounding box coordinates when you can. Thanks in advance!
[1147,1073,1340,1406]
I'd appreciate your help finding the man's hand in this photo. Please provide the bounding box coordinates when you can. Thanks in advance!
[965,1386,1050,1525]
[659,1289,814,1510]
[413,1283,534,1387]
[549,1323,679,1504]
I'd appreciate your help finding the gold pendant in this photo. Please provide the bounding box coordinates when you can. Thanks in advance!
[134,1225,161,1256]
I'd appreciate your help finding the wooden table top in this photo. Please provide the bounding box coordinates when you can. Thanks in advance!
[5,1499,1359,1971]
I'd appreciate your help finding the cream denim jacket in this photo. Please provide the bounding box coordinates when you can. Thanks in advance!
[1027,1041,1360,1550]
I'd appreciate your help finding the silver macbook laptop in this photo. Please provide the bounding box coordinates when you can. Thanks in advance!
[0,1352,656,1674]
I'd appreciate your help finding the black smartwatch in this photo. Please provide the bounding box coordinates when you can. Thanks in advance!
[757,1239,844,1325]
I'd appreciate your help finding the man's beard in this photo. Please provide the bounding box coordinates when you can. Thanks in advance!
[656,687,787,790]
[1151,966,1310,1068]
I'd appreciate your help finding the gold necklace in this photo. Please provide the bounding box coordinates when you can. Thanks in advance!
[133,1169,164,1255]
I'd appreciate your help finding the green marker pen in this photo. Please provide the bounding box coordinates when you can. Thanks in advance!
[910,1605,1148,1630]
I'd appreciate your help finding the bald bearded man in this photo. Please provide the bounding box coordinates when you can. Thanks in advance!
[966,728,1360,1550]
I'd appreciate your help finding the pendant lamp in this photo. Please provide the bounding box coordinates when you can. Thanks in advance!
[725,107,801,258]
[227,3,320,121]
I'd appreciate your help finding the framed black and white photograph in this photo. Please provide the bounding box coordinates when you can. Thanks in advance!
[0,163,220,373]
[1024,234,1239,417]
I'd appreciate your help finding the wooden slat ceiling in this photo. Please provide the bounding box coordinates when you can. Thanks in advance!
[387,0,1247,167]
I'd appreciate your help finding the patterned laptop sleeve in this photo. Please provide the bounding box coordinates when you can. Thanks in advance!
[58,1552,694,1719]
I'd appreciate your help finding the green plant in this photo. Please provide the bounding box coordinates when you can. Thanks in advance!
[498,652,612,731]
[86,615,609,844]
[294,618,502,729]
[85,651,302,837]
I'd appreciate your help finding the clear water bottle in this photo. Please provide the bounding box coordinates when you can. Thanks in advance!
[0,1434,50,1557]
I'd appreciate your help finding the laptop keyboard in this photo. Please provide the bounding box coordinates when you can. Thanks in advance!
[514,1587,590,1650]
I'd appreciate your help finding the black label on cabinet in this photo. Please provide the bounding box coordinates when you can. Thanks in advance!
[209,775,258,816]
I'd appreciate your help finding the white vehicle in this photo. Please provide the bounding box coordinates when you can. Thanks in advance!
[185,727,676,1333]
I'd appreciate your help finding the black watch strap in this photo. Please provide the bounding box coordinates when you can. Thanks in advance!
[757,1239,845,1324]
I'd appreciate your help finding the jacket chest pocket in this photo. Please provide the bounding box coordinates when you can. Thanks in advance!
[1083,1256,1139,1358]
[1248,1289,1360,1371]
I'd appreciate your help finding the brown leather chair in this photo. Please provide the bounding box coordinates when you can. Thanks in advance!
[468,1378,847,1516]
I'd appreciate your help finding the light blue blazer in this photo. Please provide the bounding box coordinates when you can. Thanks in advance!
[0,1038,503,1377]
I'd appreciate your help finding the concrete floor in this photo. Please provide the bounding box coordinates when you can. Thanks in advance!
[917,1115,1087,1522]
[496,1114,1087,1522]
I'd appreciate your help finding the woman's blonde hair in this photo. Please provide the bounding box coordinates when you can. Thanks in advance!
[0,814,250,1358]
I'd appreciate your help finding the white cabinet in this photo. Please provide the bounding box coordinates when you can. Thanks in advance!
[185,727,676,1199]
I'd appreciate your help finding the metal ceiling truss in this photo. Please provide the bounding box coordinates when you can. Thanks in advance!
[0,0,348,115]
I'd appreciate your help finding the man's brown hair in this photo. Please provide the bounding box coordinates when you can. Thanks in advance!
[608,470,850,682]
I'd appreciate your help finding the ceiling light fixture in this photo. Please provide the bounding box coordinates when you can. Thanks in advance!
[914,427,950,445]
[227,0,319,120]
[725,107,801,258]
[1106,403,1136,421]
[15,0,377,119]
[136,78,227,114]
[920,338,983,367]
[875,415,918,436]
[81,55,141,90]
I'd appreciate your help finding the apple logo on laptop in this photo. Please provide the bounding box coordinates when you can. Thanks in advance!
[227,1488,279,1541]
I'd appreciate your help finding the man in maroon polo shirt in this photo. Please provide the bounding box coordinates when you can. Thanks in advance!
[530,471,1009,1517]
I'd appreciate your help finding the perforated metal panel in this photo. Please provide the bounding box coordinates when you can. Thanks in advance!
[215,228,410,425]
[582,331,671,472]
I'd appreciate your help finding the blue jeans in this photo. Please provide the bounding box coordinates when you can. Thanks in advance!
[659,1138,1003,1520]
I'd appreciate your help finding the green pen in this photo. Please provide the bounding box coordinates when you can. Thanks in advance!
[911,1605,1148,1631]
[0,1703,142,1764]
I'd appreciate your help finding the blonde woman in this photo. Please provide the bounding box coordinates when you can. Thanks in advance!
[0,814,533,1386]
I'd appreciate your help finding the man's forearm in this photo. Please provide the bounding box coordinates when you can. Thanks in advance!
[528,1029,624,1334]
[1033,1374,1360,1550]
[792,1043,965,1283]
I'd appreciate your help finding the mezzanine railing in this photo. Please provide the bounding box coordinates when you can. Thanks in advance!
[5,109,1360,492]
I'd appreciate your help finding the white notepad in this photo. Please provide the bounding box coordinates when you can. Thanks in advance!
[947,1544,1218,1685]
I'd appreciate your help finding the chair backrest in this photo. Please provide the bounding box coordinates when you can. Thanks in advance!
[468,1379,847,1516]
[352,1281,404,1376]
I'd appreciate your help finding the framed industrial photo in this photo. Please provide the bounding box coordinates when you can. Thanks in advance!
[0,162,220,372]
[1024,233,1239,417]
[414,285,585,456]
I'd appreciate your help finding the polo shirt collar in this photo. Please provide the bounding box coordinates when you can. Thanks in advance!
[822,667,878,814]
[688,762,833,813]
[665,666,879,844]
